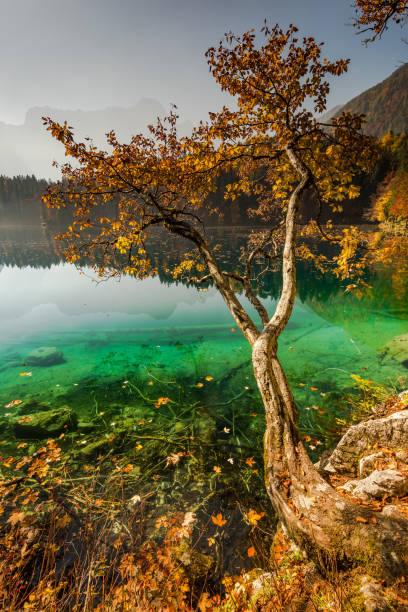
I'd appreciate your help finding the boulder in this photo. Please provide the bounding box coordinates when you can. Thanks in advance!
[359,452,389,477]
[11,406,77,439]
[323,410,408,476]
[340,469,408,501]
[25,346,65,367]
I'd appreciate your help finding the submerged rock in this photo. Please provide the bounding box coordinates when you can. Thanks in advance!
[340,469,408,501]
[26,346,65,367]
[11,406,77,438]
[16,398,52,415]
[196,413,216,444]
[380,333,408,368]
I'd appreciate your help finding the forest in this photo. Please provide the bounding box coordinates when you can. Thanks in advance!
[1,132,408,230]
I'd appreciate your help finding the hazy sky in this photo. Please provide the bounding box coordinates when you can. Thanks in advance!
[1,0,406,125]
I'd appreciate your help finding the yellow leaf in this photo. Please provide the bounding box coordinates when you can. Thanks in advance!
[55,514,71,529]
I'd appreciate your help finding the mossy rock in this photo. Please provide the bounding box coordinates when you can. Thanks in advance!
[175,540,215,579]
[77,421,98,433]
[11,406,77,439]
[16,398,53,415]
[77,437,112,459]
[196,414,216,443]
[25,346,65,367]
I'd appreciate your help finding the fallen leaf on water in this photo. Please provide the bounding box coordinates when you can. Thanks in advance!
[19,372,32,377]
[247,546,256,557]
[245,457,256,467]
[223,427,230,433]
[310,387,318,391]
[205,376,213,381]
[246,509,265,525]
[4,400,22,408]
[135,444,143,451]
[213,465,221,473]
[155,397,170,407]
[196,382,204,388]
[211,513,226,527]
[227,457,234,464]
[7,512,25,526]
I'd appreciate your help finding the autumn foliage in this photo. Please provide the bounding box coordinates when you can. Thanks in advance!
[353,0,408,41]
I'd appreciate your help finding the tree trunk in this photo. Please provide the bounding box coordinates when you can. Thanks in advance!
[250,146,408,580]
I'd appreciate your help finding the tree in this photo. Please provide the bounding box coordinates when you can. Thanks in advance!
[43,24,408,579]
[353,0,408,41]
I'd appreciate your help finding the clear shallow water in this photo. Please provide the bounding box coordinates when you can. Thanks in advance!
[0,226,407,419]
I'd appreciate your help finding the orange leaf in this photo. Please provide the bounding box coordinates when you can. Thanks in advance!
[356,516,368,523]
[246,509,265,525]
[213,465,221,473]
[245,457,256,467]
[211,513,227,527]
[247,546,256,557]
[7,511,25,526]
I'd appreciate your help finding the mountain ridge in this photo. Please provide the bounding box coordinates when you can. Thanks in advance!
[0,99,193,179]
[323,63,408,138]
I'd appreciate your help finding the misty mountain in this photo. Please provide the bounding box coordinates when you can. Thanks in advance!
[0,99,193,179]
[323,63,408,138]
